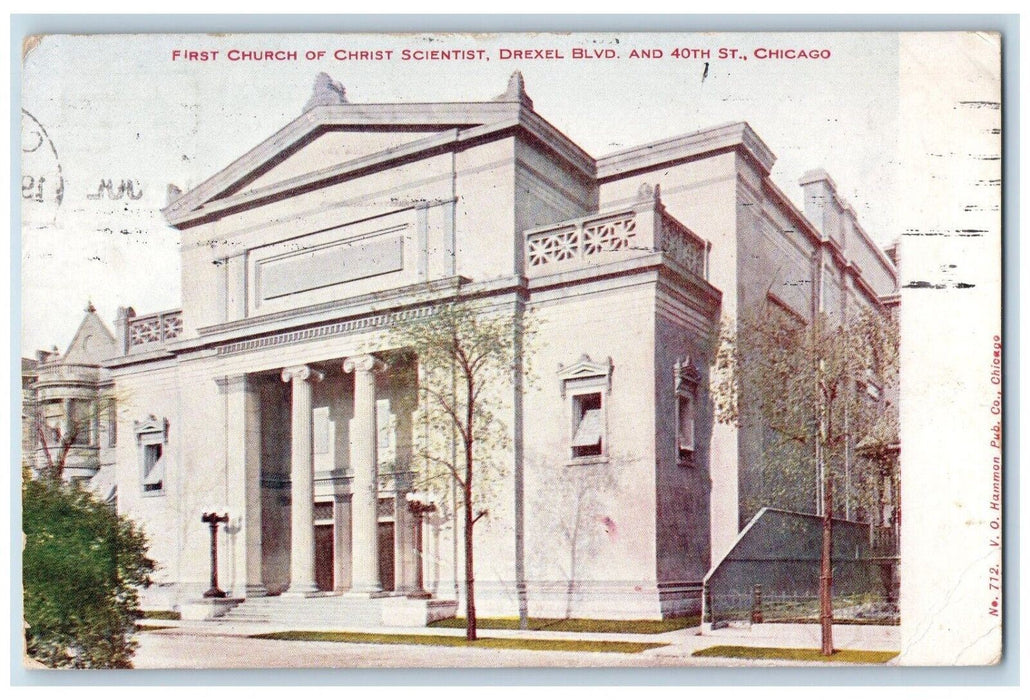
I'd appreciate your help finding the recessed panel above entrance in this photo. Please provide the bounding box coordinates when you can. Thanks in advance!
[246,209,418,316]
[257,231,404,300]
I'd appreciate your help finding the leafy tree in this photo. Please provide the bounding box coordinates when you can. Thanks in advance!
[22,473,154,668]
[388,297,532,641]
[714,301,899,654]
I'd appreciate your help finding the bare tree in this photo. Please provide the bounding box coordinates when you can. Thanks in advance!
[388,296,534,641]
[34,394,117,484]
[530,456,618,620]
[714,301,899,655]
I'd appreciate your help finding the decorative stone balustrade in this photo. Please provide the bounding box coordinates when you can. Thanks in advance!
[127,309,183,351]
[523,184,709,279]
[658,211,708,278]
[35,362,103,385]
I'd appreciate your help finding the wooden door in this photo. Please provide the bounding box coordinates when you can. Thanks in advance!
[315,524,334,592]
[377,522,395,592]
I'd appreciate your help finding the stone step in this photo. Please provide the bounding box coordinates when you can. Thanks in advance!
[216,595,387,627]
[213,593,458,628]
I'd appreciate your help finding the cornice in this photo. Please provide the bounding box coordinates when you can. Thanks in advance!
[595,122,777,181]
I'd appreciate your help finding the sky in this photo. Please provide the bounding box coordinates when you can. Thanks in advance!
[20,31,901,354]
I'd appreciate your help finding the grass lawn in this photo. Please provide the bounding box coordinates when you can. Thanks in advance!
[429,616,699,634]
[691,645,898,664]
[252,630,667,654]
[140,610,182,620]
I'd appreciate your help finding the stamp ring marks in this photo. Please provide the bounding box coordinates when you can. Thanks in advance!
[21,108,64,229]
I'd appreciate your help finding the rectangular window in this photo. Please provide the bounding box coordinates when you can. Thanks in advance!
[107,401,117,448]
[69,399,92,446]
[43,401,62,445]
[135,416,169,497]
[313,501,334,523]
[142,443,164,493]
[674,357,701,467]
[571,392,604,458]
[677,393,695,459]
[557,355,613,463]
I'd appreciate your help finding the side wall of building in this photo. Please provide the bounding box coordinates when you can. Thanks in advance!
[520,278,660,618]
[111,360,183,608]
[597,150,741,566]
[652,283,718,595]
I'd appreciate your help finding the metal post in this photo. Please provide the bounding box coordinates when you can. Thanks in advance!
[751,584,764,624]
[202,512,229,598]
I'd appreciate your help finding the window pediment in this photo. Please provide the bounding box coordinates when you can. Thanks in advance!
[674,356,701,395]
[134,415,169,444]
[557,354,613,398]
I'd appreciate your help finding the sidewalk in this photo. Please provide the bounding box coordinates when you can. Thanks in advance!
[138,617,692,644]
[136,617,900,662]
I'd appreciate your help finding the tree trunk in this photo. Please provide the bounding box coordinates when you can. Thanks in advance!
[464,481,477,641]
[820,476,834,655]
[462,370,478,642]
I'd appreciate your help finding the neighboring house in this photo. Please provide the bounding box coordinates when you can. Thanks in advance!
[23,303,118,503]
[23,73,898,620]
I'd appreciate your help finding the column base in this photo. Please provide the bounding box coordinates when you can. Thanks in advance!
[245,584,268,598]
[345,584,387,598]
[281,583,321,598]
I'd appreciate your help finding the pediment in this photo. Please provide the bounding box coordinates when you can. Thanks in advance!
[162,102,524,226]
[233,127,445,197]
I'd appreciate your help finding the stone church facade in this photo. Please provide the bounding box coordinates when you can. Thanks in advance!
[24,73,898,621]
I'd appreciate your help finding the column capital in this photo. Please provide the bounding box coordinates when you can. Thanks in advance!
[281,365,325,384]
[343,354,386,375]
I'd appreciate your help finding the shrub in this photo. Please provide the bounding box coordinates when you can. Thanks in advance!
[23,477,155,668]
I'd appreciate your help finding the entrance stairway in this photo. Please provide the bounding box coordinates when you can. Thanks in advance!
[218,594,386,628]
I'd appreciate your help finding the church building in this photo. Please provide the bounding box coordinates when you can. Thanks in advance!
[25,73,898,623]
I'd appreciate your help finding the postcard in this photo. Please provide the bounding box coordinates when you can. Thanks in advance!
[18,29,1002,669]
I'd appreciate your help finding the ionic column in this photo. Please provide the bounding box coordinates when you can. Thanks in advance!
[344,354,385,595]
[281,364,324,597]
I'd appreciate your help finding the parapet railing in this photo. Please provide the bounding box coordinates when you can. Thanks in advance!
[126,309,183,352]
[523,184,710,280]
